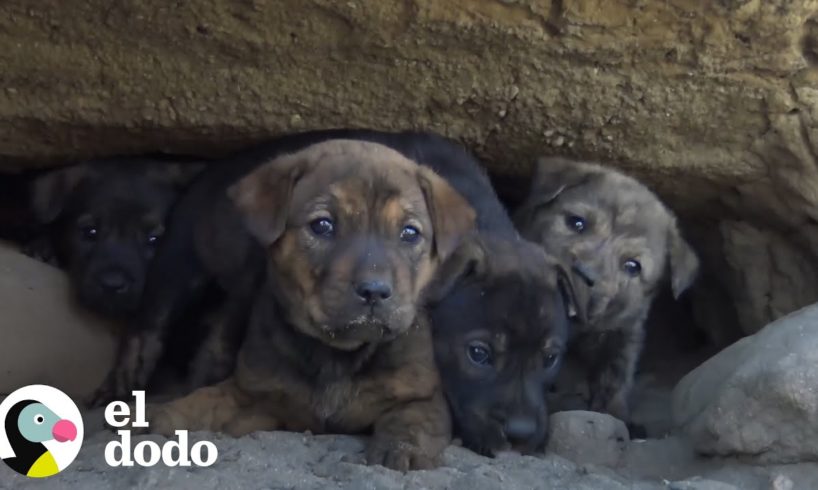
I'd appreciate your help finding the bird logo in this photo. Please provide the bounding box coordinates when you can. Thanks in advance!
[0,385,83,478]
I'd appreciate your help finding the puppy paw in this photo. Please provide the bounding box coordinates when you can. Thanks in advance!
[86,388,111,409]
[626,421,647,439]
[88,335,163,408]
[21,237,58,266]
[109,400,176,437]
[461,423,510,457]
[589,389,629,422]
[99,401,173,436]
[366,438,438,472]
[135,404,177,437]
[186,353,234,392]
[86,372,130,408]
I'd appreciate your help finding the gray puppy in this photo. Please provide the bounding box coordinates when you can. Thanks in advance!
[513,157,699,422]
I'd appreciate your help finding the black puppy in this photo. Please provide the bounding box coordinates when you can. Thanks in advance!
[28,158,202,316]
[90,131,578,458]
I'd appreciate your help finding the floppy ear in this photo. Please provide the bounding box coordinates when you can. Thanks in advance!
[417,166,476,262]
[514,156,591,226]
[145,162,206,189]
[227,155,307,246]
[667,221,699,299]
[30,165,93,224]
[530,157,584,202]
[423,234,486,303]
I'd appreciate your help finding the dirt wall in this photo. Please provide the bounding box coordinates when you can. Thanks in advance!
[2,0,818,338]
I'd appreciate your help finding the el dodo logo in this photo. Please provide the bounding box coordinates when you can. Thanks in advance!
[104,391,217,468]
[0,385,82,478]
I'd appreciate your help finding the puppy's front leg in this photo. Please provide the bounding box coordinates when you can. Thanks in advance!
[185,305,243,391]
[90,248,210,406]
[367,390,451,472]
[585,326,645,422]
[91,329,165,406]
[21,235,58,266]
[136,377,277,437]
[186,281,256,391]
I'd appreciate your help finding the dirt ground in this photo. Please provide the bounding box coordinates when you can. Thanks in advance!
[2,402,817,490]
[3,352,817,490]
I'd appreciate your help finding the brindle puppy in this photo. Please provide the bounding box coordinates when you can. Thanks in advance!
[129,140,475,471]
[255,131,578,455]
[514,157,699,422]
[26,159,202,316]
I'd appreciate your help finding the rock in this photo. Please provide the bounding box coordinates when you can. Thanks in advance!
[717,221,818,335]
[770,474,794,490]
[672,304,818,463]
[619,435,818,489]
[666,477,740,490]
[0,241,118,399]
[546,410,629,468]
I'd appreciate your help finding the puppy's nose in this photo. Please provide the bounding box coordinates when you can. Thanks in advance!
[96,269,132,294]
[571,261,597,287]
[355,280,393,305]
[504,415,538,444]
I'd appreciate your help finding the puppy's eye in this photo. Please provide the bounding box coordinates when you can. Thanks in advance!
[81,225,98,241]
[146,226,165,247]
[564,215,586,233]
[622,259,642,276]
[400,225,421,243]
[466,341,493,366]
[543,351,560,370]
[33,414,45,425]
[309,217,335,237]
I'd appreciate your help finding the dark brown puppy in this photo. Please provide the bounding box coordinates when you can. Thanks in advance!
[26,159,202,316]
[136,140,475,471]
[514,157,699,422]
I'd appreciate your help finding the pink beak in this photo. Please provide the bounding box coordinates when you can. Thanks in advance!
[52,419,77,442]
